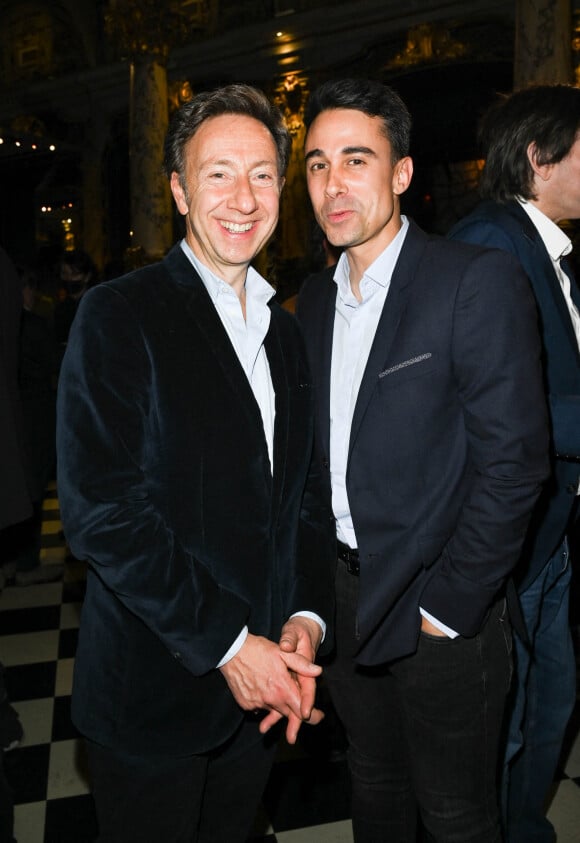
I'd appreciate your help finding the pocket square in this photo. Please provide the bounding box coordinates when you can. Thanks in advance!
[378,353,432,378]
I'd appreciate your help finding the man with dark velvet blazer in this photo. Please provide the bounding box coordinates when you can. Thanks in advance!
[56,85,332,843]
[296,78,549,843]
[449,84,580,843]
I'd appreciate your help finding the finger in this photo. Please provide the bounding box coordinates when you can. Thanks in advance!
[279,650,322,677]
[305,706,325,726]
[285,711,304,745]
[297,676,317,720]
[279,632,299,652]
[259,709,284,734]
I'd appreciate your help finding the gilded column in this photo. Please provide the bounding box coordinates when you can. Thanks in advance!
[129,55,172,261]
[275,74,309,262]
[104,1,212,262]
[514,0,573,87]
[82,114,109,270]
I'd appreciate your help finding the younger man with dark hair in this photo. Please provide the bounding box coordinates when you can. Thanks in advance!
[297,77,549,843]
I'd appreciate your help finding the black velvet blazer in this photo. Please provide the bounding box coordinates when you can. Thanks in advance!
[57,243,332,756]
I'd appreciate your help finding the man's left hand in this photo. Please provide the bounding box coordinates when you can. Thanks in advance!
[260,616,325,743]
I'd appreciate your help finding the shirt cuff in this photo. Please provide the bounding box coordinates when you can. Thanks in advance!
[289,611,326,644]
[419,607,459,639]
[216,625,249,668]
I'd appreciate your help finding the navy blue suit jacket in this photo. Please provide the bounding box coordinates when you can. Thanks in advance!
[57,243,333,757]
[297,221,549,665]
[450,200,580,590]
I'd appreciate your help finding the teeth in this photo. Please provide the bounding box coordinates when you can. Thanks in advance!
[222,221,254,232]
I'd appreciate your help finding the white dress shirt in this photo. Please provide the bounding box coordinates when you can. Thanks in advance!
[181,241,325,664]
[330,217,409,548]
[518,199,580,348]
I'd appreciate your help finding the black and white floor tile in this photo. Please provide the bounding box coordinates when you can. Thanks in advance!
[1,483,579,842]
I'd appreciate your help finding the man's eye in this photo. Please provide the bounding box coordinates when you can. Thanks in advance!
[309,162,326,172]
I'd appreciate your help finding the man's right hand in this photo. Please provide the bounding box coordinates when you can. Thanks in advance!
[219,633,323,744]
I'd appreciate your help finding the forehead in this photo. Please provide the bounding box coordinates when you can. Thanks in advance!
[305,108,390,155]
[185,113,278,168]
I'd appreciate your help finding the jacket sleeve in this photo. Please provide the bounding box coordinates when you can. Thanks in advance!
[451,218,580,460]
[419,248,550,633]
[56,284,250,675]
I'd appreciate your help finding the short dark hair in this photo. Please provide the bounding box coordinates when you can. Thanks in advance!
[478,84,580,202]
[304,78,411,163]
[163,83,291,187]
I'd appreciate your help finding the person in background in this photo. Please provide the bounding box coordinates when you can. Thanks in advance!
[56,84,332,843]
[0,244,31,843]
[449,83,580,843]
[53,249,98,373]
[0,269,62,586]
[297,77,549,843]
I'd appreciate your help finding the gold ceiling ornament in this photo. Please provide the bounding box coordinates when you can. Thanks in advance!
[104,0,214,59]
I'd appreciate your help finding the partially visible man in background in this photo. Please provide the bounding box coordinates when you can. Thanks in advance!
[450,83,580,843]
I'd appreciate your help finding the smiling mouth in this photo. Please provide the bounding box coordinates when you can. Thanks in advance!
[221,221,255,233]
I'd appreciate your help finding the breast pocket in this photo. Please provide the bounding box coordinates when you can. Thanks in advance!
[377,352,435,389]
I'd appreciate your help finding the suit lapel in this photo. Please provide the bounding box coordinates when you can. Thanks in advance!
[348,222,427,456]
[164,245,272,476]
[562,255,580,310]
[509,203,580,361]
[317,280,338,458]
[265,310,288,516]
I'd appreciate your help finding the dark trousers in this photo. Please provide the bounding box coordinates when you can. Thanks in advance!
[503,538,576,842]
[86,718,278,843]
[0,756,15,843]
[325,561,512,843]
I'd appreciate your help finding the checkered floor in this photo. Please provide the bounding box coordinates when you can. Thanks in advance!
[1,483,579,842]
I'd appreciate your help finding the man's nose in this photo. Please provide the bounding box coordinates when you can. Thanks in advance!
[229,176,259,213]
[324,167,347,199]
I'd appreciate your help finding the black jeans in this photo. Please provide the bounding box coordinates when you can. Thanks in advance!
[86,717,278,843]
[325,561,512,843]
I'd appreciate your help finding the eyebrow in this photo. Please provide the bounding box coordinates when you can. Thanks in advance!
[304,145,377,162]
[201,158,278,170]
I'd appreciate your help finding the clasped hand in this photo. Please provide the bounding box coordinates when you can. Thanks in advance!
[219,616,324,744]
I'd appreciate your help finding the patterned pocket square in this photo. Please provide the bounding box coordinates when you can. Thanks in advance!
[378,353,432,378]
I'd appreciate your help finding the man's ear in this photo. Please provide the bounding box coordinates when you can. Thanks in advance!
[527,141,553,182]
[170,172,189,214]
[393,156,413,196]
